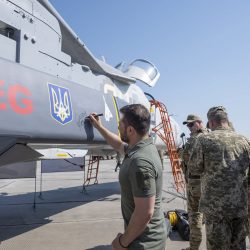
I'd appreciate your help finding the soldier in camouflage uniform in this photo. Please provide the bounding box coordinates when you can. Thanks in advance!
[182,114,207,250]
[189,106,250,250]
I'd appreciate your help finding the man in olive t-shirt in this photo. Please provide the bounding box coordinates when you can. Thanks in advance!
[89,104,166,250]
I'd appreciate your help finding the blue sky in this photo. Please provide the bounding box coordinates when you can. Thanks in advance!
[50,0,250,137]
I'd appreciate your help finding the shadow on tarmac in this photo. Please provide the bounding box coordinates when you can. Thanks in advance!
[0,181,120,242]
[86,245,112,250]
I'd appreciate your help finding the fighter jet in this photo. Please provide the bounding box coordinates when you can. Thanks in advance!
[0,0,181,166]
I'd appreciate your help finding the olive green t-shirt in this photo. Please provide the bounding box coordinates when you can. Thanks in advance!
[119,138,167,250]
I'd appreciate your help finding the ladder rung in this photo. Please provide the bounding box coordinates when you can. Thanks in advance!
[87,177,97,180]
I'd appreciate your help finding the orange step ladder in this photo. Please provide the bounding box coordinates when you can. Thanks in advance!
[150,100,185,192]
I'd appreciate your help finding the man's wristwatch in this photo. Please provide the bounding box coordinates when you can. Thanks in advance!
[119,234,129,248]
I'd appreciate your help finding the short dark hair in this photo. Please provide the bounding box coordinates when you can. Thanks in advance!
[120,104,150,136]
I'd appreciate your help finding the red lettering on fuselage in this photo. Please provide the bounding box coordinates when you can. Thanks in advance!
[0,80,33,115]
[0,80,6,110]
[8,84,33,114]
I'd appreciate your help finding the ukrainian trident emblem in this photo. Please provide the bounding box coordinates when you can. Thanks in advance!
[48,83,73,125]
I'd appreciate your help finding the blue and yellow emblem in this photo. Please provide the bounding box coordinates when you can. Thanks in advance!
[48,83,73,125]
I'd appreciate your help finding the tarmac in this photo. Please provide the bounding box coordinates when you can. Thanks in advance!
[0,158,245,250]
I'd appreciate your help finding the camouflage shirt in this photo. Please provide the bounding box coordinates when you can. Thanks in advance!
[189,127,250,219]
[182,128,208,181]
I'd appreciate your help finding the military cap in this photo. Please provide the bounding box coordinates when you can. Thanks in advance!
[207,106,227,120]
[183,114,202,125]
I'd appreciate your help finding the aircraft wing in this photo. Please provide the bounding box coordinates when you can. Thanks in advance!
[37,0,135,84]
[0,137,42,167]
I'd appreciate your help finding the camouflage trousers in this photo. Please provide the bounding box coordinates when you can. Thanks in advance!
[205,215,247,250]
[247,215,250,241]
[187,180,203,250]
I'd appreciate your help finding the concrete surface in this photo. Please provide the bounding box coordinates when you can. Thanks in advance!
[0,158,247,250]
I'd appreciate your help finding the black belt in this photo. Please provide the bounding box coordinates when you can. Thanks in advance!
[188,174,200,179]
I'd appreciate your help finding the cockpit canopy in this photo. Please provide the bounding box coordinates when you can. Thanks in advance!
[123,59,160,87]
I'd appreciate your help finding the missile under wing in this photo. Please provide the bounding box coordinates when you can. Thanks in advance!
[0,0,181,166]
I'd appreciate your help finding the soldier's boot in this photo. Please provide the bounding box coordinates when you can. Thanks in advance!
[248,215,250,240]
[188,212,203,250]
